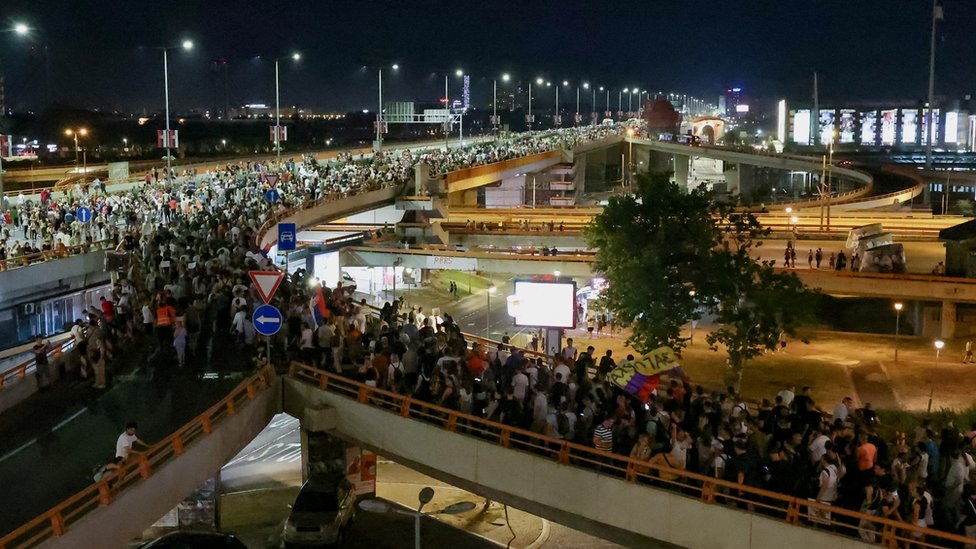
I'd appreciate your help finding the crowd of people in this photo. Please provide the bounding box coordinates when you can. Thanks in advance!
[0,125,620,272]
[12,122,976,545]
[304,292,976,543]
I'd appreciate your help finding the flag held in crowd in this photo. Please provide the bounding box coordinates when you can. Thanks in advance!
[608,346,685,402]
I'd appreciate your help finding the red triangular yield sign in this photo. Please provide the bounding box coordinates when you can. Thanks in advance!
[265,174,280,188]
[249,270,285,303]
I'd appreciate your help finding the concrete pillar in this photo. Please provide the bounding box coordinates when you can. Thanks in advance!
[673,154,690,189]
[941,300,957,339]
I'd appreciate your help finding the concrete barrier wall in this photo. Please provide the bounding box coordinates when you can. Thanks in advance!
[283,379,873,549]
[41,387,278,549]
[0,251,110,303]
[258,185,405,251]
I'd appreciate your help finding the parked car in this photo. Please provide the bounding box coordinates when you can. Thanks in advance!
[138,531,247,549]
[282,475,356,547]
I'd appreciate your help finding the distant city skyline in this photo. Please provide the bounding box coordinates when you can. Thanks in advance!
[1,0,974,114]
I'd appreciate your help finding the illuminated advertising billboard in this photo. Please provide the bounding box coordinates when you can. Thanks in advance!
[735,104,750,114]
[819,109,835,145]
[945,111,959,144]
[839,109,856,144]
[860,111,878,145]
[792,110,811,145]
[921,109,939,145]
[508,280,577,329]
[880,109,897,145]
[901,110,918,144]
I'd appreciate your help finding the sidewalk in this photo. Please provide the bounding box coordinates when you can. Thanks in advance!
[376,461,548,549]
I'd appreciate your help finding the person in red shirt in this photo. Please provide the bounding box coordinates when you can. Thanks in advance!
[466,342,487,379]
[100,296,115,322]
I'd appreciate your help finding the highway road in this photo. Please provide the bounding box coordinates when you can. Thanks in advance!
[757,238,944,274]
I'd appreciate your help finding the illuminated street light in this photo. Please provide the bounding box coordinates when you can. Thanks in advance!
[486,285,498,338]
[501,73,510,82]
[13,23,30,35]
[64,128,90,181]
[894,302,903,361]
[181,39,193,50]
[930,339,945,412]
[455,69,463,77]
[274,52,303,164]
[391,63,399,70]
[536,77,544,85]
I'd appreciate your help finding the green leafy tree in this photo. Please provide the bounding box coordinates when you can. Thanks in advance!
[585,173,723,354]
[587,172,815,388]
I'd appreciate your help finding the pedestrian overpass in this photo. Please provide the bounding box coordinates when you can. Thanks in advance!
[10,356,976,549]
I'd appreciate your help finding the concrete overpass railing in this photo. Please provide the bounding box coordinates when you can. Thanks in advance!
[0,366,277,549]
[284,363,974,549]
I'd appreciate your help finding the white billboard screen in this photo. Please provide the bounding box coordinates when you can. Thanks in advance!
[839,110,856,144]
[510,280,577,329]
[945,111,959,144]
[860,111,877,145]
[819,110,835,145]
[902,110,918,144]
[881,110,897,145]
[792,110,811,145]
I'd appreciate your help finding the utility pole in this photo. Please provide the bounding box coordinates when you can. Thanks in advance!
[925,0,940,169]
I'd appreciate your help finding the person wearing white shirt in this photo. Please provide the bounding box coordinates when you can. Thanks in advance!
[832,397,853,423]
[512,369,529,401]
[777,386,796,408]
[116,422,149,461]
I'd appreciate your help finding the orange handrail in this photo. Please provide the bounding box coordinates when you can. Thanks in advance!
[0,365,275,549]
[0,338,75,391]
[287,362,976,549]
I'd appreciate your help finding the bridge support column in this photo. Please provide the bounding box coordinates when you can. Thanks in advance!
[673,154,690,189]
[941,301,957,339]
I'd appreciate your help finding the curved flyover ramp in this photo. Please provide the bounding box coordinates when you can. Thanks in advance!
[0,367,277,549]
[283,364,974,549]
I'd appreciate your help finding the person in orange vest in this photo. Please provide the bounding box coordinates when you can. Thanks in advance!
[155,296,177,350]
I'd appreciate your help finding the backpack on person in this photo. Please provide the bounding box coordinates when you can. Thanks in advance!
[556,412,571,437]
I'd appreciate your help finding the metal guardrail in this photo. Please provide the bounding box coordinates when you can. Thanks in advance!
[0,365,275,549]
[288,362,976,549]
[0,338,75,391]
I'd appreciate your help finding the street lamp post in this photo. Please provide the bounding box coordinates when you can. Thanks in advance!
[161,40,193,185]
[359,488,475,549]
[554,83,560,127]
[894,302,904,361]
[65,128,89,184]
[274,52,301,167]
[930,339,944,412]
[486,285,497,338]
[619,89,625,120]
[493,73,509,132]
[375,63,399,153]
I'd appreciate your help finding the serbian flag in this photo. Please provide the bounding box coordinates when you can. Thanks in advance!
[310,286,331,326]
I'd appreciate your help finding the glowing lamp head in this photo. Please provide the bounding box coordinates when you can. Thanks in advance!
[391,63,399,70]
[935,340,945,350]
[292,52,301,61]
[501,73,510,82]
[455,69,463,77]
[894,302,903,311]
[181,40,194,50]
[535,78,543,85]
[14,23,30,35]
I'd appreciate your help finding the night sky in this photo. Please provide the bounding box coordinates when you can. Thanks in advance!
[1,0,974,114]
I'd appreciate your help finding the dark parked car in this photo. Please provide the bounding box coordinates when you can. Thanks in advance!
[282,475,356,547]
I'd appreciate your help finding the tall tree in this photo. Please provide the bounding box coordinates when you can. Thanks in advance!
[585,173,721,354]
[586,172,815,388]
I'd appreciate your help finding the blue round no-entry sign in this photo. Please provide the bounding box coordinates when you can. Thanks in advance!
[253,304,283,336]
